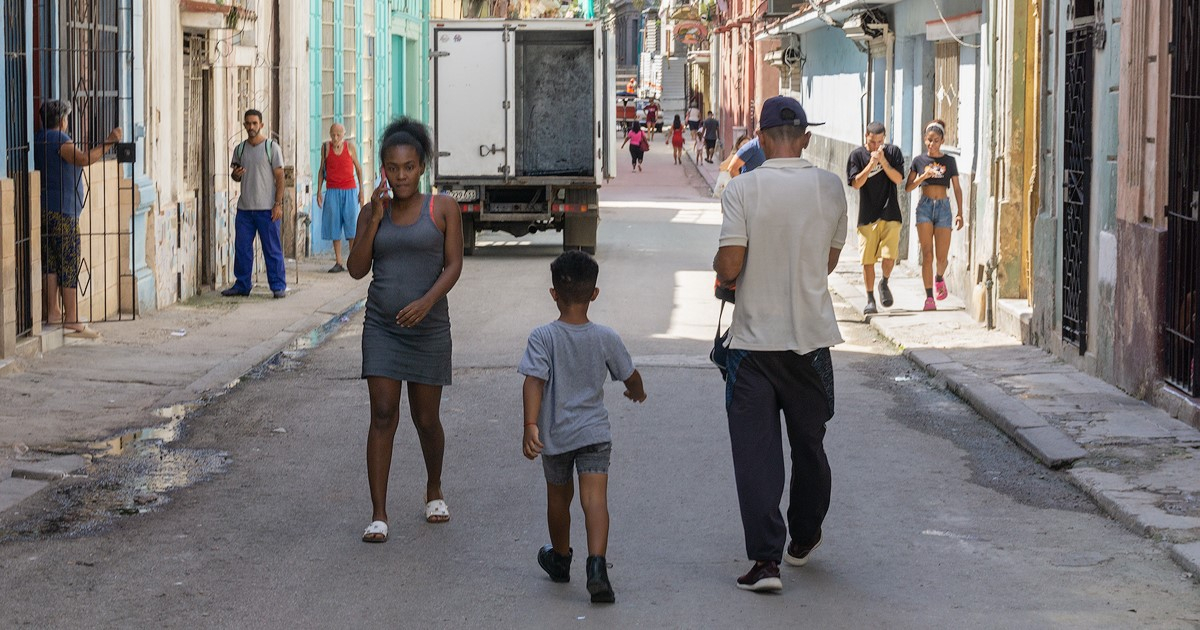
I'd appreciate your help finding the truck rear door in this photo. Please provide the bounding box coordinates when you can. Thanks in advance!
[432,26,514,179]
[602,24,616,181]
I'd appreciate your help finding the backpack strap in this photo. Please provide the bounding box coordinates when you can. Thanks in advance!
[235,139,275,163]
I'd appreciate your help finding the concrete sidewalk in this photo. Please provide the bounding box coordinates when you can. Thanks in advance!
[827,262,1200,576]
[0,258,367,511]
[692,164,1200,576]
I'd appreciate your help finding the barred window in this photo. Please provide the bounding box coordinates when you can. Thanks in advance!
[40,0,122,147]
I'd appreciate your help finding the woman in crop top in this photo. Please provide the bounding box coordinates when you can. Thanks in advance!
[905,119,964,311]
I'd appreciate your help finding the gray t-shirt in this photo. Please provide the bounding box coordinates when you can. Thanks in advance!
[518,320,636,456]
[231,138,283,210]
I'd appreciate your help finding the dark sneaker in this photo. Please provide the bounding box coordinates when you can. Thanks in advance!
[328,263,345,273]
[878,280,894,307]
[586,555,616,603]
[784,530,822,567]
[220,287,249,297]
[537,544,572,583]
[863,301,878,315]
[736,561,782,592]
[272,289,288,299]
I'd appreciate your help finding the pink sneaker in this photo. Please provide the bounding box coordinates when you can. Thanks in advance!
[935,280,948,300]
[923,297,937,311]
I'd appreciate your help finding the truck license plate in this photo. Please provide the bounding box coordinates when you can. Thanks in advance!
[445,188,478,202]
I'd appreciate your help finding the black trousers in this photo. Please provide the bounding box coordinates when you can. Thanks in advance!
[725,349,834,563]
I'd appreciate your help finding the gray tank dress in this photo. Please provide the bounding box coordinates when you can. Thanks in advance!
[361,195,452,385]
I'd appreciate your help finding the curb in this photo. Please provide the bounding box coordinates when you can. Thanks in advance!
[828,274,1086,469]
[0,286,367,519]
[828,272,1200,578]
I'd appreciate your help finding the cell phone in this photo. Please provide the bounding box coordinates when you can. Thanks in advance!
[380,166,392,199]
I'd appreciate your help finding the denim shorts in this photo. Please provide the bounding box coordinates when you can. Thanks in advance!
[542,442,612,486]
[915,196,953,229]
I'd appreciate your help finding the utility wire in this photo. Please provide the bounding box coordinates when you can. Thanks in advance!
[931,0,982,48]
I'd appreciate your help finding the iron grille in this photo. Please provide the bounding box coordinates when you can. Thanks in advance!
[1164,0,1200,396]
[4,0,33,337]
[1062,26,1094,353]
[35,0,136,323]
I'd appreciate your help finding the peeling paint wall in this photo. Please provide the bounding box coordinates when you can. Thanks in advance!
[145,1,311,306]
[1033,0,1123,380]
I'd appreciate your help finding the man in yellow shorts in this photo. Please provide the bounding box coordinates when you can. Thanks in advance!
[847,122,905,314]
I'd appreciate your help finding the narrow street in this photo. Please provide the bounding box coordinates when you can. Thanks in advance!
[0,146,1197,628]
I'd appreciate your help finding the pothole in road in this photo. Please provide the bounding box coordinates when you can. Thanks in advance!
[0,405,231,542]
[0,304,361,543]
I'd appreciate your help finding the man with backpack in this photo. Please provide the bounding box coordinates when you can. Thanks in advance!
[223,109,287,298]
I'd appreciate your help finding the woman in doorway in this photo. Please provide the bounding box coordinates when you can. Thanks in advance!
[34,99,122,339]
[347,117,464,542]
[904,119,964,311]
[667,115,686,165]
[620,121,647,173]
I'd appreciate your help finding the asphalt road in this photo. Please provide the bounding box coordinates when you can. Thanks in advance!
[1,151,1198,628]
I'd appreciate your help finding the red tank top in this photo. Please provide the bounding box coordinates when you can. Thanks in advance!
[324,142,356,189]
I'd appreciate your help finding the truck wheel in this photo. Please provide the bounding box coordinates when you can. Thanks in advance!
[462,215,477,256]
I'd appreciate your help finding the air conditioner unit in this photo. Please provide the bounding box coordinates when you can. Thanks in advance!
[841,10,889,42]
[765,0,801,17]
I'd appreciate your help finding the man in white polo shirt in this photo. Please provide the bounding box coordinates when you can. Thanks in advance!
[714,95,847,593]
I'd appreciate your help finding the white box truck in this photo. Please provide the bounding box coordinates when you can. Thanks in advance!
[430,19,616,255]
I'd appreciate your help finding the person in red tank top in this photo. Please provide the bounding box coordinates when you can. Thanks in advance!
[316,123,365,272]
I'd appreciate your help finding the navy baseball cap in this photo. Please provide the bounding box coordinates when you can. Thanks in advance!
[759,96,823,130]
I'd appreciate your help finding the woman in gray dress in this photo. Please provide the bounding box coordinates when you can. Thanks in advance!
[347,118,464,543]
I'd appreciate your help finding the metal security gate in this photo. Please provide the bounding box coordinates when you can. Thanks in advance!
[4,0,33,337]
[1061,26,1094,353]
[1164,0,1200,396]
[34,0,136,323]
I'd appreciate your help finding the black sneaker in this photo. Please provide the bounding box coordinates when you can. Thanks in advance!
[736,561,782,592]
[328,263,345,273]
[784,530,822,567]
[537,544,572,583]
[220,287,249,297]
[272,289,288,299]
[878,280,894,307]
[586,555,616,603]
[863,301,878,315]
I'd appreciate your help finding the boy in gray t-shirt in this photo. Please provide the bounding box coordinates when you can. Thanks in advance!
[519,251,646,604]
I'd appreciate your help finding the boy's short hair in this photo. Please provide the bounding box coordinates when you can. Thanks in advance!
[551,250,599,304]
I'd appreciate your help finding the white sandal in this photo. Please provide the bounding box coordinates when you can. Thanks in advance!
[362,520,388,543]
[424,499,450,523]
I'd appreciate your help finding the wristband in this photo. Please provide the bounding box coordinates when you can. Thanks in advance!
[524,422,537,427]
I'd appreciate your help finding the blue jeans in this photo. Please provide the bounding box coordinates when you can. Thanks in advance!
[915,196,953,229]
[233,209,287,293]
[542,442,612,486]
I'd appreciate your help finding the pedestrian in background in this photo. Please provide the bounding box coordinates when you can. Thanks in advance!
[847,121,905,314]
[315,122,365,273]
[712,134,749,198]
[702,111,720,163]
[905,119,964,311]
[34,99,121,338]
[644,99,660,141]
[223,109,287,299]
[348,117,464,542]
[714,96,846,593]
[726,135,765,178]
[520,250,647,604]
[686,99,702,142]
[620,121,647,173]
[667,115,685,165]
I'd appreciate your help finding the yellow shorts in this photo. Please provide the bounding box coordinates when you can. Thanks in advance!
[857,220,902,265]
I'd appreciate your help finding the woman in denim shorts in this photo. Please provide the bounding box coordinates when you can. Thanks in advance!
[905,119,964,311]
